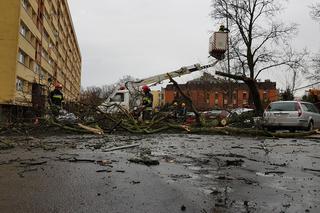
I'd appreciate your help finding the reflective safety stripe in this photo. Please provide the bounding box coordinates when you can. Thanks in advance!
[143,98,151,104]
[52,95,62,99]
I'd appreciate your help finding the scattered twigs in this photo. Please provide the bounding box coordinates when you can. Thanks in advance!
[20,160,47,166]
[107,120,122,133]
[303,168,320,173]
[264,171,285,175]
[102,143,140,152]
[69,158,95,163]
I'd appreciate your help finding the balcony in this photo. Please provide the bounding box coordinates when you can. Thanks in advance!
[20,5,41,39]
[18,35,36,60]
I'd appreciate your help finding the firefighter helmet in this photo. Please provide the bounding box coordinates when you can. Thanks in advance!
[55,83,63,89]
[142,85,150,92]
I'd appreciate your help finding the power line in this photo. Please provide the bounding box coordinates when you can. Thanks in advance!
[293,81,320,91]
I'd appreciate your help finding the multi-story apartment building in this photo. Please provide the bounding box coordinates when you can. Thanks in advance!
[0,0,81,119]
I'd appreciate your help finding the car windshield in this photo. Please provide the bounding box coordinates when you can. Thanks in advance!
[267,102,296,111]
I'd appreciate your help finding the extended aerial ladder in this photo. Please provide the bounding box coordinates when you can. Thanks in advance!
[131,61,220,87]
[100,26,229,112]
[99,61,220,112]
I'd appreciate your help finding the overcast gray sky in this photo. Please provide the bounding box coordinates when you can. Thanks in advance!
[68,0,320,90]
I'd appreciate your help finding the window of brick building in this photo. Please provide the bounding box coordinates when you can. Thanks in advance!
[223,92,228,105]
[233,92,237,105]
[224,98,228,105]
[263,91,268,101]
[243,92,248,105]
[215,93,219,105]
[205,92,210,104]
[243,92,247,99]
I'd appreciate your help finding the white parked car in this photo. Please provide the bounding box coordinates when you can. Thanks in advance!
[263,101,320,132]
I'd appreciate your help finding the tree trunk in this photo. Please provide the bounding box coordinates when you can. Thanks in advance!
[215,71,264,116]
[246,80,263,115]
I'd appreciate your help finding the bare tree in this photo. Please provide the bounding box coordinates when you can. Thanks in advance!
[311,3,320,21]
[310,54,320,81]
[211,0,307,115]
[80,86,104,106]
[310,3,320,81]
[80,75,139,106]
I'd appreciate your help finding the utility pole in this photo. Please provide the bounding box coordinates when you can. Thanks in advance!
[226,2,232,108]
[226,3,230,75]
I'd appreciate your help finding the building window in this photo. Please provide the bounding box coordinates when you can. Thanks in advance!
[43,8,49,20]
[16,78,25,92]
[233,92,237,105]
[18,50,26,64]
[205,92,210,104]
[263,91,268,102]
[243,92,248,105]
[43,30,50,41]
[224,97,228,105]
[34,63,40,74]
[41,49,49,61]
[243,92,247,99]
[214,93,219,105]
[40,69,46,80]
[21,0,28,9]
[20,23,27,37]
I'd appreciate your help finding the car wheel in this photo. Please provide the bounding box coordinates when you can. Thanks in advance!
[308,121,314,131]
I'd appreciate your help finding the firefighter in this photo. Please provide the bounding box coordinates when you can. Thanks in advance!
[179,102,187,117]
[168,102,178,119]
[177,102,187,122]
[141,85,153,121]
[50,83,64,116]
[219,25,225,32]
[219,25,229,32]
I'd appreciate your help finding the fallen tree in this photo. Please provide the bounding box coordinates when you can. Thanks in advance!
[167,73,202,125]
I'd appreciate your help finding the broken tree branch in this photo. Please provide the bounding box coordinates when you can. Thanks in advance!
[167,73,202,125]
[102,143,140,152]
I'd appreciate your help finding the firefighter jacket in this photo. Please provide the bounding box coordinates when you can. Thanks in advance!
[142,92,153,110]
[50,89,64,106]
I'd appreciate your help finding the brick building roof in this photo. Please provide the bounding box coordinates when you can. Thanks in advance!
[166,73,276,91]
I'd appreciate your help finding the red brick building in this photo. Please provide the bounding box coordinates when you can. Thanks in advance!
[163,73,278,111]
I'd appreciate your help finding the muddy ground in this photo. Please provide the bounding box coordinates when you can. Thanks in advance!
[0,134,320,213]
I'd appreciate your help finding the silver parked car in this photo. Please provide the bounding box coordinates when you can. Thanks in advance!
[263,101,320,132]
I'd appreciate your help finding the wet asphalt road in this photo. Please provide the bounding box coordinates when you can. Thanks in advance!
[0,134,320,213]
